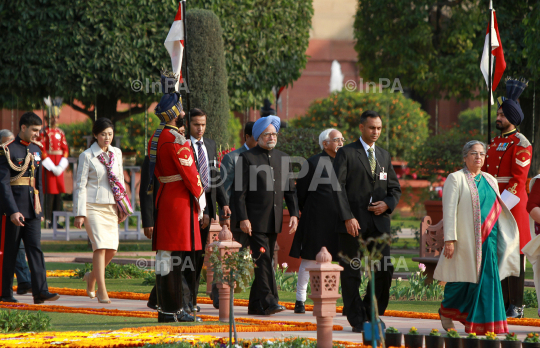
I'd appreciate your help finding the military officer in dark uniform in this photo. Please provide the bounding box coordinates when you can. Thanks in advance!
[482,78,532,318]
[0,112,59,304]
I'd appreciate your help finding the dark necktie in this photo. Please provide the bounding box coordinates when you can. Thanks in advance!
[197,141,209,191]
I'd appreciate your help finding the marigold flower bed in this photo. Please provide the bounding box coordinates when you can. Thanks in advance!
[46,270,78,277]
[0,329,372,348]
[0,302,343,332]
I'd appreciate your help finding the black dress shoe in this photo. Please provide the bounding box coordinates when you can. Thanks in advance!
[0,297,18,303]
[264,304,286,315]
[247,307,265,315]
[16,283,32,295]
[294,301,305,314]
[34,291,60,304]
[158,310,202,322]
[506,304,525,319]
[352,325,364,333]
[147,301,158,310]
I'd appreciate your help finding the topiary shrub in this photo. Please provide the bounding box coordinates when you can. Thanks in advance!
[292,91,430,161]
[185,9,230,147]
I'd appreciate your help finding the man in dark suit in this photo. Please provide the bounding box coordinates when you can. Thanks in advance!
[333,110,401,332]
[0,112,59,304]
[235,115,299,316]
[187,108,229,312]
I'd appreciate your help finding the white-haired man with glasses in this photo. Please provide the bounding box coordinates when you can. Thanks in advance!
[289,128,344,313]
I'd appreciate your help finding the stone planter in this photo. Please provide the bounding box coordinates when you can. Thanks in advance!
[481,341,500,348]
[463,339,481,348]
[276,210,301,272]
[404,334,424,348]
[445,337,464,348]
[522,343,540,348]
[500,341,520,348]
[386,333,402,347]
[424,200,443,224]
[425,335,444,348]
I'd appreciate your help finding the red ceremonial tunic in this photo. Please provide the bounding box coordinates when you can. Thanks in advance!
[481,129,532,252]
[151,126,204,251]
[38,127,69,194]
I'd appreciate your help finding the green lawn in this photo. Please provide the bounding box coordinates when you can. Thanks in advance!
[41,240,152,253]
[391,220,420,229]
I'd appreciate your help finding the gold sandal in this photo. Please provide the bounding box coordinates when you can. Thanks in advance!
[96,291,111,304]
[82,272,95,299]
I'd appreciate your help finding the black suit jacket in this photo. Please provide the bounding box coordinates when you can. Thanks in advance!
[191,137,227,220]
[333,139,401,234]
[0,136,44,219]
[235,145,299,233]
[139,156,158,228]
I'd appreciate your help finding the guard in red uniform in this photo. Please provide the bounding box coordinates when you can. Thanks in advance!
[39,97,69,228]
[482,77,531,318]
[148,72,205,323]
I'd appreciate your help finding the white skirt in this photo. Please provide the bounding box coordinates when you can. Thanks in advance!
[84,203,119,251]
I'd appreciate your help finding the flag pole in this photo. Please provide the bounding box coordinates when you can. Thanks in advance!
[487,0,493,144]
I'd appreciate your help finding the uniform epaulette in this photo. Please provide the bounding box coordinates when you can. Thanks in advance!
[170,129,187,145]
[515,133,531,148]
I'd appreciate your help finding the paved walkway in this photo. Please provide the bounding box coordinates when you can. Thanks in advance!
[9,292,538,343]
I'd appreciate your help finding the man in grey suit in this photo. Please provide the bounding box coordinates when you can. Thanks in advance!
[219,121,256,246]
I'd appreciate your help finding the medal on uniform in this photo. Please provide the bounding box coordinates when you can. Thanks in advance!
[55,133,61,139]
[496,143,509,151]
[34,152,41,162]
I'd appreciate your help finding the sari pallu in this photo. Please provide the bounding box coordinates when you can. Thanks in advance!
[440,173,508,335]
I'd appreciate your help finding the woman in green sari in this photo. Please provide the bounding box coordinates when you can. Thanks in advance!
[433,140,520,334]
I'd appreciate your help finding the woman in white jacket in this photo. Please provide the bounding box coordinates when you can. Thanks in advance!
[73,118,130,303]
[434,140,520,334]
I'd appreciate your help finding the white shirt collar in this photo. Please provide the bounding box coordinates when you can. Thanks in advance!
[244,143,249,151]
[191,135,204,145]
[91,141,113,157]
[359,136,375,153]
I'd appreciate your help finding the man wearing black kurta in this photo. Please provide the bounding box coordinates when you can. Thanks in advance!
[235,115,299,316]
[333,110,401,332]
[289,128,343,313]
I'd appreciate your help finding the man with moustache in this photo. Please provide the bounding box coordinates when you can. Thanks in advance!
[289,128,344,314]
[333,110,401,332]
[482,78,532,318]
[236,115,299,316]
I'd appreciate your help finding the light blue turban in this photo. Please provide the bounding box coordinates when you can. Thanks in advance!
[253,115,281,140]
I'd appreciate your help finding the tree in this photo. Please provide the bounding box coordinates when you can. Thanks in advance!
[353,0,540,173]
[0,0,172,122]
[292,91,431,161]
[185,9,230,146]
[457,104,497,136]
[189,0,314,112]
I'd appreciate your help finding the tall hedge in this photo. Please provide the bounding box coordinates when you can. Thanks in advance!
[185,10,230,147]
[292,91,430,161]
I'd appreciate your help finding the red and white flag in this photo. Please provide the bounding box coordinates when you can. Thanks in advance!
[480,7,506,105]
[164,2,185,91]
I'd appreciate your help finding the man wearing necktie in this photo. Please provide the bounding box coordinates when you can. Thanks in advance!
[187,108,229,313]
[333,110,401,332]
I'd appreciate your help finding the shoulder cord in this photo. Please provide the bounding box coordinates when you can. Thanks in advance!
[1,144,33,182]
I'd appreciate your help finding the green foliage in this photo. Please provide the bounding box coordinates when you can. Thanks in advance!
[457,105,498,136]
[144,337,348,347]
[276,127,321,161]
[524,289,538,309]
[142,272,156,286]
[0,310,52,333]
[505,333,520,342]
[59,119,93,149]
[190,0,313,112]
[523,4,540,81]
[407,127,483,182]
[446,329,461,338]
[226,113,242,150]
[386,327,400,334]
[389,272,444,301]
[115,112,161,164]
[185,10,230,147]
[292,91,430,161]
[209,247,254,291]
[525,333,540,343]
[73,262,152,279]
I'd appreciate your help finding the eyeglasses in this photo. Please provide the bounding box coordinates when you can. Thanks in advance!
[469,151,486,158]
[330,137,346,143]
[262,132,279,138]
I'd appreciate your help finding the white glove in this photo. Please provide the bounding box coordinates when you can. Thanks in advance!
[51,166,62,176]
[42,157,56,172]
[58,157,69,171]
[197,192,207,221]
